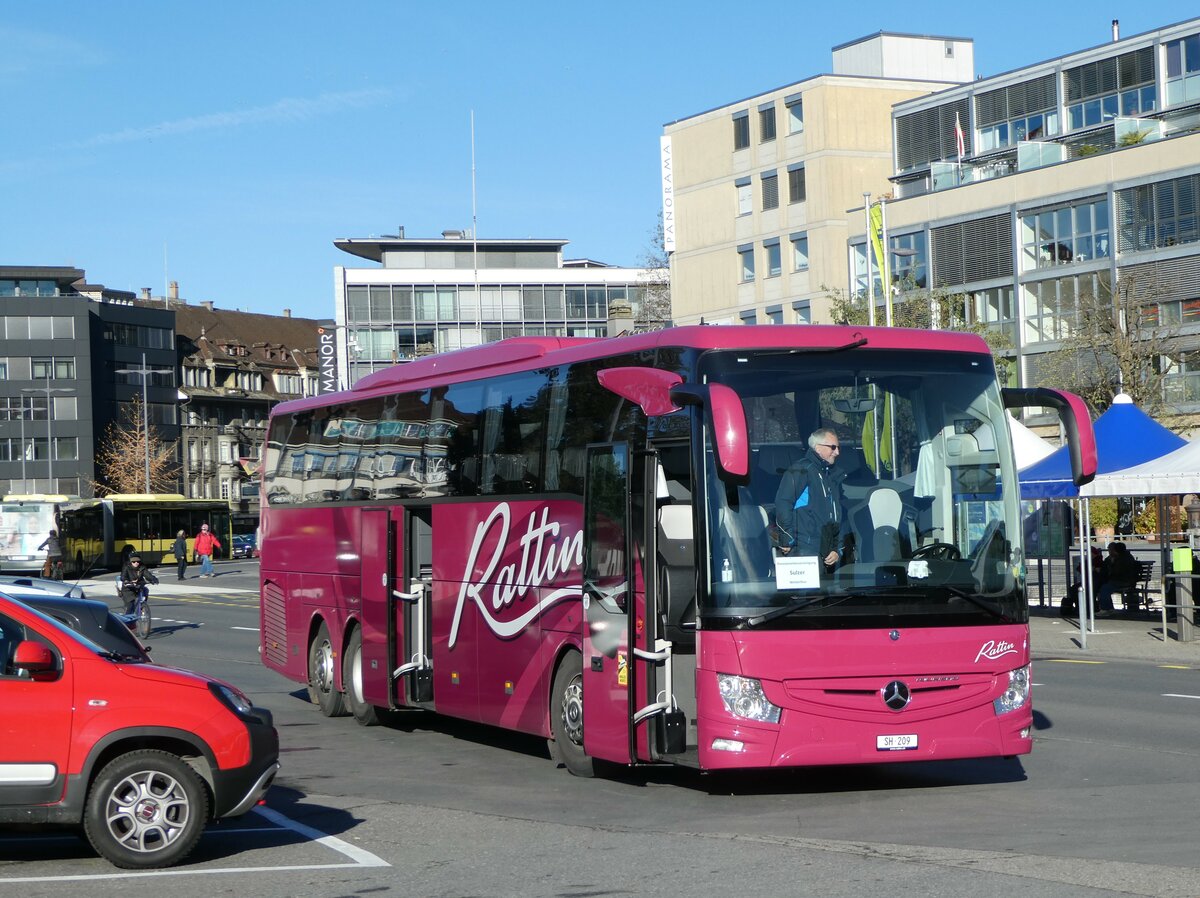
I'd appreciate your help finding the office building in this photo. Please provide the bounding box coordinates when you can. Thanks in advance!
[848,17,1200,412]
[663,33,973,327]
[333,230,653,386]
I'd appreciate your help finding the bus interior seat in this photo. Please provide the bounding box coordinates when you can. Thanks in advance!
[656,466,696,648]
[753,443,802,509]
[717,486,773,580]
[863,486,907,561]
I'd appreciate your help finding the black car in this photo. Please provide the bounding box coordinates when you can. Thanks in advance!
[5,593,150,659]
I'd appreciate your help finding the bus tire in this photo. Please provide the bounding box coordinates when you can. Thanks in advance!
[549,651,593,777]
[342,627,380,726]
[307,622,347,717]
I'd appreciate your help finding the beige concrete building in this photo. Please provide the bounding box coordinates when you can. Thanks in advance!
[663,33,972,326]
[846,17,1200,410]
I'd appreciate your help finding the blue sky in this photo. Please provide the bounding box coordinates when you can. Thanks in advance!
[3,2,1197,321]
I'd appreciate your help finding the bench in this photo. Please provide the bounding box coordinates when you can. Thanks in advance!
[1122,560,1156,612]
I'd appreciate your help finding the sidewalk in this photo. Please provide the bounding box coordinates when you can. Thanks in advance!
[1030,607,1200,664]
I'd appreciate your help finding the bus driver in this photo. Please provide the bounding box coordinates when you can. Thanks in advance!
[775,427,849,571]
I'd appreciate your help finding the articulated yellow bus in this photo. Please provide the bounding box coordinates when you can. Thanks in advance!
[59,494,233,574]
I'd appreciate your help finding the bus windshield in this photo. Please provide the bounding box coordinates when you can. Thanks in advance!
[698,348,1024,628]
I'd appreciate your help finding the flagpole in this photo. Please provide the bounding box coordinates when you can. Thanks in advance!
[863,193,875,327]
[880,198,892,327]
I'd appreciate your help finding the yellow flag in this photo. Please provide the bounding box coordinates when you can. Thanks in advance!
[868,203,891,297]
[879,394,894,477]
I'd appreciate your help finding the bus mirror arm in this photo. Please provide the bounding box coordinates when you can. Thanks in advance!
[1002,387,1097,486]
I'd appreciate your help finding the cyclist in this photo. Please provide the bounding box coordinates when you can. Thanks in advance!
[38,529,65,581]
[119,553,159,615]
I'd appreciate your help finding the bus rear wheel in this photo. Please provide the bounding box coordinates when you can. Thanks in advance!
[549,651,593,777]
[307,622,347,717]
[342,627,380,726]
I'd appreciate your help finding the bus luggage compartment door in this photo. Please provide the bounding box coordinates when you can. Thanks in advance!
[581,443,633,765]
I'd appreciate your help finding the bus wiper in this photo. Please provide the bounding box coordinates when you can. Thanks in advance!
[744,594,849,627]
[756,336,869,359]
[940,585,1011,622]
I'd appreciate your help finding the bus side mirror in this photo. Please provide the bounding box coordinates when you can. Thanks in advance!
[593,367,750,480]
[1002,387,1096,487]
[670,384,750,480]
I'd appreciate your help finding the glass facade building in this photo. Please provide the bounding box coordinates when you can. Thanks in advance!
[334,235,650,387]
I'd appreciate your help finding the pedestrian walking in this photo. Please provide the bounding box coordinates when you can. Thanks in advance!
[172,529,188,581]
[194,522,221,578]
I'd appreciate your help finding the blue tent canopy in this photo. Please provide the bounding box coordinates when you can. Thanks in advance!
[1018,393,1186,499]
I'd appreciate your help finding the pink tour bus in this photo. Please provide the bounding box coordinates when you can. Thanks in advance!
[259,325,1095,776]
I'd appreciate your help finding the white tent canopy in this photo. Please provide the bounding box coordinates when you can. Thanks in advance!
[1081,435,1200,497]
[1008,411,1056,470]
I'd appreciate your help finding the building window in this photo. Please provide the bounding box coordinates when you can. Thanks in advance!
[786,95,804,134]
[1165,35,1200,107]
[1164,350,1200,405]
[740,310,757,325]
[733,112,750,150]
[791,233,809,271]
[968,286,1016,343]
[788,165,806,204]
[736,179,752,216]
[889,232,928,290]
[1022,272,1109,345]
[761,172,779,211]
[759,104,776,143]
[32,357,75,380]
[792,301,811,324]
[766,305,783,325]
[975,74,1058,152]
[1021,198,1110,269]
[738,245,755,283]
[764,239,781,277]
[1117,175,1200,252]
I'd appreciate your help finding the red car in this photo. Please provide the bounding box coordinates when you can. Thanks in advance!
[0,594,279,868]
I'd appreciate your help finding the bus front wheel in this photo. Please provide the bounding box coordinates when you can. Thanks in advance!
[307,622,347,717]
[549,651,593,777]
[342,627,380,726]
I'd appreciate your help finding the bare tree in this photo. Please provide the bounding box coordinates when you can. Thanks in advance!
[1034,271,1179,416]
[92,393,181,495]
[635,212,672,329]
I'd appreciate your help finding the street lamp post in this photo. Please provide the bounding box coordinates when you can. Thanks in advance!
[115,353,153,494]
[21,373,74,494]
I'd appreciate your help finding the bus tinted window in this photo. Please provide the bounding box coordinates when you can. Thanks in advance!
[371,392,431,500]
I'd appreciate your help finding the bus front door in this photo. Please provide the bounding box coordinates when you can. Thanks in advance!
[581,443,633,765]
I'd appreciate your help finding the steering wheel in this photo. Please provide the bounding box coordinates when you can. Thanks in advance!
[912,542,962,561]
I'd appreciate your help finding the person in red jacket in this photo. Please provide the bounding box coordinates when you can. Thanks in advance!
[194,522,222,578]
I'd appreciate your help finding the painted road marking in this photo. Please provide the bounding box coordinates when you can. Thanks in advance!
[0,806,389,882]
[232,626,260,632]
[1162,693,1200,700]
[1042,659,1107,664]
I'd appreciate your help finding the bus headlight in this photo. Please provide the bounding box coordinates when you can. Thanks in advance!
[716,674,781,724]
[993,665,1031,715]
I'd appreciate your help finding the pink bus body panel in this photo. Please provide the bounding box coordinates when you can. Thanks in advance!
[430,500,584,736]
[694,626,1031,769]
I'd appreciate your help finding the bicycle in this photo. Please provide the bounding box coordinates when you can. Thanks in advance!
[116,578,153,639]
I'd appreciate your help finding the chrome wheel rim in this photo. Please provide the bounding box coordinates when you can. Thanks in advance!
[104,768,192,854]
[561,676,584,745]
[315,639,335,694]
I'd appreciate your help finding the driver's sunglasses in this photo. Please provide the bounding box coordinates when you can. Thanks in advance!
[819,443,841,452]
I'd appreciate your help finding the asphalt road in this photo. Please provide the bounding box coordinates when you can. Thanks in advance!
[3,560,1200,897]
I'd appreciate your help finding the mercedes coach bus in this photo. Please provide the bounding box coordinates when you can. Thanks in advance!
[258,326,1095,776]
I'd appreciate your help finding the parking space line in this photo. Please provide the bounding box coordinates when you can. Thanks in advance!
[0,805,388,882]
[1162,693,1200,700]
[254,805,388,867]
